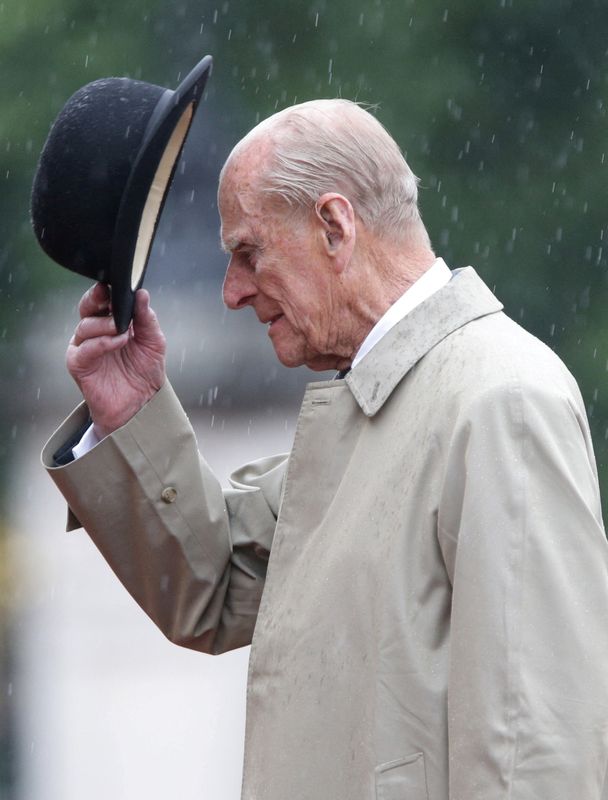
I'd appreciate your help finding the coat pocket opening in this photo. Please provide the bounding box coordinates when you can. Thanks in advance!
[375,751,429,800]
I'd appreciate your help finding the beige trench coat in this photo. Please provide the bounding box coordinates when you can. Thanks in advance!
[43,268,608,799]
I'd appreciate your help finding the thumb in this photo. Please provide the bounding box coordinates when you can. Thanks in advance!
[132,289,166,349]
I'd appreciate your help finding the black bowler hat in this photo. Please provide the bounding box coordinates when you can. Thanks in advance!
[31,54,213,333]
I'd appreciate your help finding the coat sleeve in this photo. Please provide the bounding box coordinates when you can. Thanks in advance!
[437,377,608,799]
[41,381,288,655]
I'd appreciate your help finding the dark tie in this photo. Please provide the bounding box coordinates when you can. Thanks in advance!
[335,368,351,380]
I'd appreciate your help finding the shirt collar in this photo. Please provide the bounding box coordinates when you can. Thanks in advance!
[351,257,452,369]
[344,267,503,417]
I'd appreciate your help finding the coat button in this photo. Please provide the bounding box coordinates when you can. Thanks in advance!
[161,486,177,504]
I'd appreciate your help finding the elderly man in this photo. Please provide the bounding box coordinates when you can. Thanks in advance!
[43,100,608,799]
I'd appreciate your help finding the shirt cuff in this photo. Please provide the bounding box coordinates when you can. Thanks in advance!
[72,423,102,459]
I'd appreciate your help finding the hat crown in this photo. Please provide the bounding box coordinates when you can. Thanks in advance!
[31,77,167,280]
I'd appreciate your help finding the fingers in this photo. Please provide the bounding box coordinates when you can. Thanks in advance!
[70,313,121,347]
[68,330,130,369]
[78,283,111,319]
[71,286,165,358]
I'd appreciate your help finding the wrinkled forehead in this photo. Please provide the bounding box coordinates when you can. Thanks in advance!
[219,133,283,229]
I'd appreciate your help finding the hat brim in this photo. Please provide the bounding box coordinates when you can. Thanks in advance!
[110,55,213,333]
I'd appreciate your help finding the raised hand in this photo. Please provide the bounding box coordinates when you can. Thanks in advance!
[67,283,167,438]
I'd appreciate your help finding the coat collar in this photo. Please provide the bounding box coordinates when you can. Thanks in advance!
[344,267,503,417]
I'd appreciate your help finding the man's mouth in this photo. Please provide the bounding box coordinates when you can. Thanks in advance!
[267,314,283,328]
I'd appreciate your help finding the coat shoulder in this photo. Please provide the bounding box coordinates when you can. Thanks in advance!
[425,310,584,412]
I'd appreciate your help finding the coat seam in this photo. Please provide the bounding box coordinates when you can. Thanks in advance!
[504,374,527,798]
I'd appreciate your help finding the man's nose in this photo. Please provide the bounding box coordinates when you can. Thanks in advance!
[222,261,257,310]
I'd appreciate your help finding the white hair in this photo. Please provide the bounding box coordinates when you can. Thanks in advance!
[226,99,423,241]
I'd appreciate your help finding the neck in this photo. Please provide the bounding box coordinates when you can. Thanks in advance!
[336,234,436,362]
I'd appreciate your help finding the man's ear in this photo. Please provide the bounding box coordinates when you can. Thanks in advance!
[314,193,356,271]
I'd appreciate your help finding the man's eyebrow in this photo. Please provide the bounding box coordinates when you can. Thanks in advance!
[220,236,256,254]
[220,236,237,254]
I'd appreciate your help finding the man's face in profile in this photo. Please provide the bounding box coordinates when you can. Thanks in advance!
[219,156,346,372]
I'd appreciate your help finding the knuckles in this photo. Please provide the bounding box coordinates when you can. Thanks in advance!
[74,315,116,340]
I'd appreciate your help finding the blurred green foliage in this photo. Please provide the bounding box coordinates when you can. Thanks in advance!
[1,0,607,506]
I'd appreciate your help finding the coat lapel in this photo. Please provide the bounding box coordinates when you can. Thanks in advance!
[345,267,503,417]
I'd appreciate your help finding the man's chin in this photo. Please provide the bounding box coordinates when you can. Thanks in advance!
[270,338,343,372]
[269,341,305,369]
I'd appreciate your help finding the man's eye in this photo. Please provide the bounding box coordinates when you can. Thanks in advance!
[243,251,257,268]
